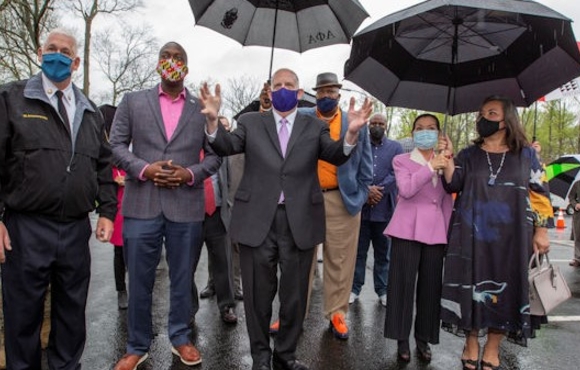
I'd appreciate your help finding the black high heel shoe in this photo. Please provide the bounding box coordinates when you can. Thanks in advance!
[481,360,500,370]
[416,340,432,362]
[397,340,411,363]
[461,345,479,370]
[462,358,479,370]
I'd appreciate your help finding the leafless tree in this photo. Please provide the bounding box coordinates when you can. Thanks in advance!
[69,0,142,97]
[0,0,58,82]
[220,75,262,119]
[93,23,158,105]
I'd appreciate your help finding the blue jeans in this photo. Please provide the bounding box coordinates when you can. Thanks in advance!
[352,220,391,296]
[123,215,202,354]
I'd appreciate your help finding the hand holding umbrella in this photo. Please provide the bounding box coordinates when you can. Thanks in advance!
[345,97,373,145]
[199,82,222,134]
[437,133,454,179]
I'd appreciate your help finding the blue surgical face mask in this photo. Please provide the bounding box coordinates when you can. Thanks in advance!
[413,130,439,149]
[316,97,339,113]
[41,53,73,83]
[271,87,299,112]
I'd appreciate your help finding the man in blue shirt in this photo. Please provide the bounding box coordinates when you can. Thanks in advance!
[350,113,403,306]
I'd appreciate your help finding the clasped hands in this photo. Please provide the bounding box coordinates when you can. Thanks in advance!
[367,185,384,206]
[144,160,192,188]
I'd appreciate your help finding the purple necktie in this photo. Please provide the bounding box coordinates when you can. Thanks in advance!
[278,118,289,157]
[278,118,289,203]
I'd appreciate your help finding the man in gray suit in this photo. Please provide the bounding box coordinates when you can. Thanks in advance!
[195,116,238,324]
[109,42,220,370]
[199,68,372,370]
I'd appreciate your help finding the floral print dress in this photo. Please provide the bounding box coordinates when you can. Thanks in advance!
[440,145,554,345]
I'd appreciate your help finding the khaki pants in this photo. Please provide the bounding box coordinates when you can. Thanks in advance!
[308,190,361,319]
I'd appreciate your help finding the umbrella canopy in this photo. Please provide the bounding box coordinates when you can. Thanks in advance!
[188,0,368,77]
[344,0,580,115]
[540,42,580,101]
[546,155,580,204]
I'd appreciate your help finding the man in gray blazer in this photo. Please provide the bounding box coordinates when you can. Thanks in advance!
[195,116,238,324]
[199,68,372,370]
[109,42,220,370]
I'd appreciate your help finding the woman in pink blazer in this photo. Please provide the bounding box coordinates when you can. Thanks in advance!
[383,114,453,363]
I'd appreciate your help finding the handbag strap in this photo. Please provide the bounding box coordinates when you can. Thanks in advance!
[529,252,551,270]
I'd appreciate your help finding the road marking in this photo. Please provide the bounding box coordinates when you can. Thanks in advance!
[551,259,575,263]
[548,316,580,322]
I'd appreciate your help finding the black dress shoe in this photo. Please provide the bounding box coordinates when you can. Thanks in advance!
[272,353,309,370]
[199,285,215,299]
[397,340,411,363]
[416,340,432,362]
[252,364,271,370]
[221,307,238,324]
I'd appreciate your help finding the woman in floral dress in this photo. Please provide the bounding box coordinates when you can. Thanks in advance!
[438,96,553,370]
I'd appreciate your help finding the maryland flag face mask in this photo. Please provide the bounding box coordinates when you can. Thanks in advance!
[156,58,189,82]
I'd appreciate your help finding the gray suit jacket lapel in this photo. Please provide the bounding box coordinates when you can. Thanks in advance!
[286,113,307,158]
[170,91,197,143]
[146,85,167,142]
[264,111,307,159]
[263,112,283,158]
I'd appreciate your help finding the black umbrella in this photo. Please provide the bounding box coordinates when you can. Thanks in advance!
[545,155,580,213]
[344,0,580,117]
[188,0,368,79]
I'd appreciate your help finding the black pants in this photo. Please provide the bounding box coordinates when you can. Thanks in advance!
[113,246,126,292]
[1,211,91,370]
[239,206,314,366]
[194,208,235,313]
[384,237,445,344]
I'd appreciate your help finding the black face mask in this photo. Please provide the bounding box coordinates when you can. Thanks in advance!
[369,126,385,141]
[477,117,503,138]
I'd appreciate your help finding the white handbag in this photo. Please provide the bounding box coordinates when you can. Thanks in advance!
[528,252,571,316]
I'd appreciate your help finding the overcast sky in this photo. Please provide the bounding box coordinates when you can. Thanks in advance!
[136,0,580,97]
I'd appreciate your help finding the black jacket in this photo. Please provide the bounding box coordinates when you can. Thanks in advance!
[0,74,116,222]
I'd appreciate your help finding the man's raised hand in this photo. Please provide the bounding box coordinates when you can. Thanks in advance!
[199,82,221,134]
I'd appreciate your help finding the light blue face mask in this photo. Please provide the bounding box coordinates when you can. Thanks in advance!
[413,130,439,149]
[41,53,73,83]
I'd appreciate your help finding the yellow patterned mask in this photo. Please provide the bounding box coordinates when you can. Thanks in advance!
[156,58,188,82]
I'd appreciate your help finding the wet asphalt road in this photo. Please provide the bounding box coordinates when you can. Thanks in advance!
[75,213,579,370]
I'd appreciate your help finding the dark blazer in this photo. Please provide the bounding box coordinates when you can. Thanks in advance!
[217,161,231,232]
[110,85,221,223]
[210,111,350,249]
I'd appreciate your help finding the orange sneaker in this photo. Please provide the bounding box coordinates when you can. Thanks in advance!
[269,319,280,335]
[329,312,349,339]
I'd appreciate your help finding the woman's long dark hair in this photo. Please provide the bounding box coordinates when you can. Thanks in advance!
[473,95,529,153]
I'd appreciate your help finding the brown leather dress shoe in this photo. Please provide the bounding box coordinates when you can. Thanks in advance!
[171,343,202,366]
[113,353,148,370]
[221,307,238,324]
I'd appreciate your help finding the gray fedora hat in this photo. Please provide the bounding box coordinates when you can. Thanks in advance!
[313,72,342,90]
